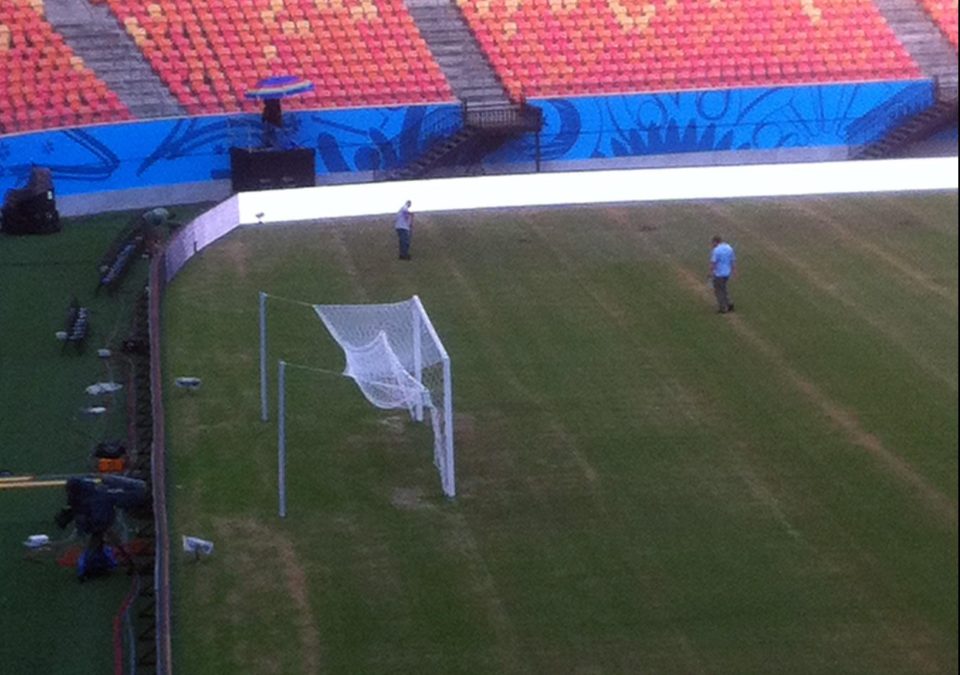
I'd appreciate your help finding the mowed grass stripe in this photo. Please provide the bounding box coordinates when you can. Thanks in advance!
[629,198,958,504]
[528,203,956,664]
[601,201,958,639]
[396,207,944,672]
[711,202,957,392]
[166,195,958,674]
[552,205,956,592]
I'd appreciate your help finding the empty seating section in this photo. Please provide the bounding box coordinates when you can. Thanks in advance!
[919,0,958,48]
[456,0,922,98]
[101,0,453,114]
[0,0,129,134]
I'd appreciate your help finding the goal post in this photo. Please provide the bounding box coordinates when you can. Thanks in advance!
[263,292,455,503]
[313,295,455,499]
[411,296,455,499]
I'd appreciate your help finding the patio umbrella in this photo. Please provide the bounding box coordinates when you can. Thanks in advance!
[244,75,314,100]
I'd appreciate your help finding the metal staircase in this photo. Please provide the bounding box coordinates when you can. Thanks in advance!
[852,97,958,158]
[394,0,543,179]
[387,102,543,179]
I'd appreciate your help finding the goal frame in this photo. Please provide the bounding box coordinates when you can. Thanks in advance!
[261,293,455,511]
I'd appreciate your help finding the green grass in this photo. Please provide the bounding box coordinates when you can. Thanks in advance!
[0,206,208,673]
[165,192,957,674]
[0,214,141,673]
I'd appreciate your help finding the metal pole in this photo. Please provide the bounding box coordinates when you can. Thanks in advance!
[535,129,541,173]
[278,360,287,518]
[443,356,455,499]
[260,291,268,421]
[412,297,423,422]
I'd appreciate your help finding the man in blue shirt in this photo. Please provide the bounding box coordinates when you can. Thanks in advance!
[710,235,736,313]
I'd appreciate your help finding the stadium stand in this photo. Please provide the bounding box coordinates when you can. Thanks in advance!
[100,0,454,114]
[918,0,958,48]
[455,0,923,99]
[0,0,130,133]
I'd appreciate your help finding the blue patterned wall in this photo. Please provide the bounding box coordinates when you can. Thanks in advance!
[0,80,932,197]
[496,80,933,163]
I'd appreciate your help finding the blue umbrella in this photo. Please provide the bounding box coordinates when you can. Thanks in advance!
[245,75,314,100]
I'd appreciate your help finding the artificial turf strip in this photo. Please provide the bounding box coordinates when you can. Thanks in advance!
[164,193,957,674]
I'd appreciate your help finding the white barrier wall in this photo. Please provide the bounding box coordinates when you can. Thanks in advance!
[235,157,958,226]
[166,158,957,283]
[164,196,240,282]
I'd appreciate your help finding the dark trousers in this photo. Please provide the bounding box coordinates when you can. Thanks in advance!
[713,276,732,312]
[397,228,411,258]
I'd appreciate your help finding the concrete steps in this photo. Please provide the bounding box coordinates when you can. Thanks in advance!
[43,0,184,119]
[872,0,958,100]
[407,0,512,106]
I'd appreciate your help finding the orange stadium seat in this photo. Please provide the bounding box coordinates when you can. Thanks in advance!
[0,0,130,133]
[454,0,922,98]
[99,0,453,115]
[918,0,958,48]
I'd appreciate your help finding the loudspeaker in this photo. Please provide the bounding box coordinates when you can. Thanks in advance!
[1,167,60,235]
[230,147,315,192]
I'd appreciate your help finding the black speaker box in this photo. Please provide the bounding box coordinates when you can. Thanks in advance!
[1,167,60,235]
[2,191,60,235]
[230,147,315,192]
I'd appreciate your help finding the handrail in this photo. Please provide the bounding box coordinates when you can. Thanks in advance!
[462,101,543,132]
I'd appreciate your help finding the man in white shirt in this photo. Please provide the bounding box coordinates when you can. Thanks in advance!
[395,200,413,260]
[710,235,736,313]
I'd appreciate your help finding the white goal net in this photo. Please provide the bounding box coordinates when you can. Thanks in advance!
[313,296,455,498]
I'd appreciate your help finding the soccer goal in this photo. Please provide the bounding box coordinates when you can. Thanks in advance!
[261,293,455,503]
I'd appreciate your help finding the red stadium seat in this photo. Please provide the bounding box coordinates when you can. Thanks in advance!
[0,0,130,133]
[918,0,958,48]
[98,0,454,114]
[453,0,923,98]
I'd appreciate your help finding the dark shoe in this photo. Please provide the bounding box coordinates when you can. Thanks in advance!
[727,304,735,312]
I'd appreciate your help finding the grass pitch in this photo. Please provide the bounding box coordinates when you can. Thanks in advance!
[164,192,957,674]
[0,206,209,673]
[0,214,143,673]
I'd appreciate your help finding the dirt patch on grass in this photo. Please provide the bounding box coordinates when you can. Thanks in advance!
[376,413,406,436]
[390,486,434,511]
[219,238,251,280]
[329,230,368,302]
[212,517,322,674]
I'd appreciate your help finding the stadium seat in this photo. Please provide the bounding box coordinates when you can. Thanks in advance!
[454,0,923,98]
[0,0,130,133]
[99,0,454,115]
[918,0,958,49]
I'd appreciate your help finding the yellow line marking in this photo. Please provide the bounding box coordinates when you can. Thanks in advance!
[0,480,70,490]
